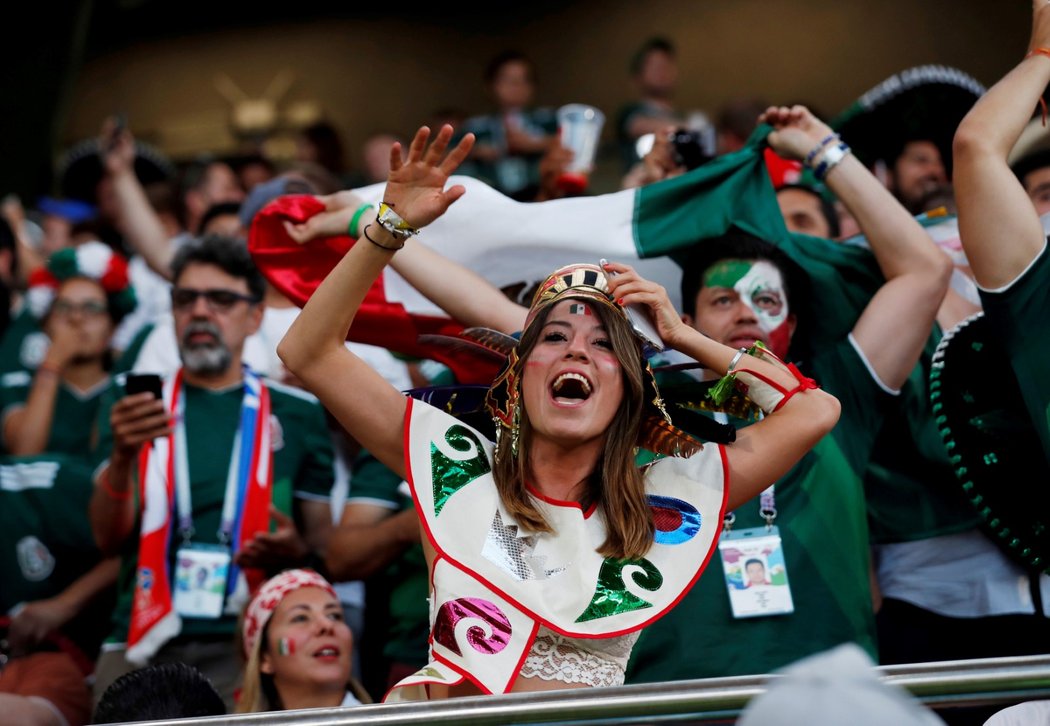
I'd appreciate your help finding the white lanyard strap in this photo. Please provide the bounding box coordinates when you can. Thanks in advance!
[715,411,776,530]
[174,372,249,545]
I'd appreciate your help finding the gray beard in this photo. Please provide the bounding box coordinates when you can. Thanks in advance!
[179,321,233,376]
[181,344,232,376]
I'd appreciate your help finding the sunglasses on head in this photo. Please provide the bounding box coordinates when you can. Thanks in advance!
[171,287,260,312]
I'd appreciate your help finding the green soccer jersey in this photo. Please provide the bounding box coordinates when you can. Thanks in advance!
[454,108,558,198]
[864,333,981,544]
[0,370,115,458]
[0,309,47,375]
[978,242,1050,467]
[627,338,888,681]
[348,451,429,669]
[96,375,336,642]
[0,454,110,655]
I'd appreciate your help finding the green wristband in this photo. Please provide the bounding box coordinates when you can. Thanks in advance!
[348,203,373,238]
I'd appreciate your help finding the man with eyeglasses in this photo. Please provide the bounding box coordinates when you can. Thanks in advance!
[87,235,338,708]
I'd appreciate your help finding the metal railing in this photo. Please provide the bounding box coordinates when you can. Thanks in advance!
[117,654,1050,725]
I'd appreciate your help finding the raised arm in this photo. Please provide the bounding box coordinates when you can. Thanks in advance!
[100,119,177,279]
[284,191,527,334]
[603,262,840,511]
[763,106,952,391]
[278,126,475,475]
[952,1,1050,289]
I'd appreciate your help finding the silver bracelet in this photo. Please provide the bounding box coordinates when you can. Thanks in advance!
[727,347,748,373]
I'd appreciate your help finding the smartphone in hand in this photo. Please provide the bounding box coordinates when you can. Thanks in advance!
[124,372,162,400]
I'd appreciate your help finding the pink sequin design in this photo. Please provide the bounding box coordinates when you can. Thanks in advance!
[433,597,512,656]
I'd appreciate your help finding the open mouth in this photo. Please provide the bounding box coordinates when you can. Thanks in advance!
[187,333,218,345]
[551,372,592,404]
[313,646,340,658]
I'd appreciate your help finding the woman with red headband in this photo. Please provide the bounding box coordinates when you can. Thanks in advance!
[238,569,369,713]
[278,125,840,700]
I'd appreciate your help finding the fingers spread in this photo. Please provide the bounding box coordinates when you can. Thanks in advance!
[442,184,467,207]
[423,124,454,165]
[406,126,432,163]
[440,133,476,175]
[389,141,404,172]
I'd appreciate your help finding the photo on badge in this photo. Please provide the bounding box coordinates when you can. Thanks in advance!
[172,545,232,619]
[717,527,794,618]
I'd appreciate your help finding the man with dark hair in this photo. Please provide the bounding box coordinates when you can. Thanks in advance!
[177,159,245,239]
[617,37,683,170]
[716,97,770,155]
[833,66,985,215]
[197,201,244,238]
[457,51,557,200]
[1006,117,1050,216]
[775,184,840,239]
[88,235,337,708]
[628,105,951,681]
[744,559,769,588]
[94,662,224,723]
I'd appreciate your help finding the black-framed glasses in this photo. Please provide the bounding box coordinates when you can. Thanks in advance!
[51,299,109,318]
[171,287,260,312]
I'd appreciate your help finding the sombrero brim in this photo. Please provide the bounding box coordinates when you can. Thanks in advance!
[57,138,175,203]
[1007,115,1050,180]
[932,312,1050,572]
[833,65,986,176]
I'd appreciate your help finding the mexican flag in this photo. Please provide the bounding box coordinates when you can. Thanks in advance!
[249,128,883,377]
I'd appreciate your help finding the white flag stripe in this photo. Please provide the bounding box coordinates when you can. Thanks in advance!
[352,177,685,314]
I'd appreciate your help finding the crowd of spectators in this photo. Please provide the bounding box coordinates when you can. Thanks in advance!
[2,9,1050,724]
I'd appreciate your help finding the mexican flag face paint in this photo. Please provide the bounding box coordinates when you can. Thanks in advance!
[701,258,792,357]
[278,636,296,656]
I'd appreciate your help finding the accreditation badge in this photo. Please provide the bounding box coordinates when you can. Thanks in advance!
[173,544,231,619]
[717,526,794,618]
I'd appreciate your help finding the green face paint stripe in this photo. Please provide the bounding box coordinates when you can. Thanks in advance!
[702,259,753,289]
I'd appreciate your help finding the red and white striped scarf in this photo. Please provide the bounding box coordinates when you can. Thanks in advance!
[126,368,273,665]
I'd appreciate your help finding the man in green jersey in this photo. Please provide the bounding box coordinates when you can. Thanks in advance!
[627,105,951,681]
[88,236,338,707]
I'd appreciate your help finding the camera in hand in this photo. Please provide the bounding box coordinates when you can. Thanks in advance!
[670,127,716,171]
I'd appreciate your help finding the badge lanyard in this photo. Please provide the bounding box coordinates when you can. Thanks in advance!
[172,367,264,597]
[714,412,777,533]
[713,413,794,618]
[173,394,245,549]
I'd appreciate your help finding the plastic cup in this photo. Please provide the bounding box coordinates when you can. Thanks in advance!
[556,104,605,194]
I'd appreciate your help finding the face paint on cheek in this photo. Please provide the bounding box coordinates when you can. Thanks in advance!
[767,319,792,360]
[733,261,788,334]
[278,636,296,657]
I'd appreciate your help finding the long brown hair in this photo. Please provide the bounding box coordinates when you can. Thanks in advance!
[491,301,655,560]
[236,619,277,713]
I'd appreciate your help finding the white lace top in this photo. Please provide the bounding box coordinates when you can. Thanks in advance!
[518,625,641,687]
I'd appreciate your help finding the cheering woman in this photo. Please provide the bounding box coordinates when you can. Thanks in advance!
[278,125,840,700]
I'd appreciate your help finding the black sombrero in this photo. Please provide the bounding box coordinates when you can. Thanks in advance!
[931,312,1050,572]
[57,137,175,203]
[833,65,986,177]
